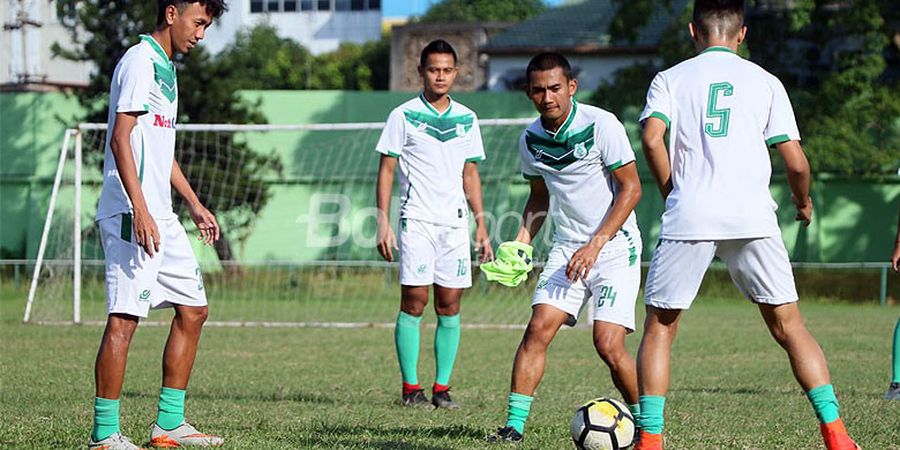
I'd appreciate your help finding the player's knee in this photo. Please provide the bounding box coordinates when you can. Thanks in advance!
[593,334,625,364]
[177,306,209,328]
[522,321,555,350]
[106,313,139,342]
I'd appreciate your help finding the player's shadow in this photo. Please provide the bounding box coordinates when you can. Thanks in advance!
[120,389,335,404]
[303,424,485,449]
[671,386,767,396]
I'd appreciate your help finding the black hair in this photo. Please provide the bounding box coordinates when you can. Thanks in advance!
[692,0,744,39]
[419,39,458,67]
[525,52,573,84]
[157,0,228,26]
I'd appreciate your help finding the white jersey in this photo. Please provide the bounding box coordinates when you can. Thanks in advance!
[520,100,639,246]
[375,94,486,229]
[97,35,178,221]
[639,46,801,240]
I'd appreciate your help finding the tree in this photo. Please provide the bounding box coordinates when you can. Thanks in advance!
[418,0,547,23]
[52,1,281,266]
[591,0,900,177]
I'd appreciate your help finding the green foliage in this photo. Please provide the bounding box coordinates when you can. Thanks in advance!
[215,25,389,90]
[592,0,900,177]
[418,0,546,23]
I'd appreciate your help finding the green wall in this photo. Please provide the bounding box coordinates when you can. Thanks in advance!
[1,91,897,264]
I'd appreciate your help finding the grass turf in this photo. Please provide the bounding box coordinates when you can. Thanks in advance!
[1,283,899,448]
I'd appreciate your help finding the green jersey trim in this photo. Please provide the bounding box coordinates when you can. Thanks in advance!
[140,35,170,62]
[606,160,624,171]
[648,111,670,128]
[383,150,400,158]
[550,99,578,141]
[465,156,484,163]
[523,173,542,180]
[765,134,791,147]
[418,93,452,117]
[403,109,474,143]
[525,122,595,171]
[701,46,736,55]
[138,134,145,183]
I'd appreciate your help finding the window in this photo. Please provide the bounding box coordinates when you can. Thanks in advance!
[284,0,298,11]
[351,0,364,10]
[335,0,350,10]
[368,0,380,9]
[250,0,264,12]
[318,0,330,10]
[267,0,280,11]
[301,0,314,10]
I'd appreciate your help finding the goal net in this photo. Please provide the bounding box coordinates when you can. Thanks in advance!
[25,119,564,327]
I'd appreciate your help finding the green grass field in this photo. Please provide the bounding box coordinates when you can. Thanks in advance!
[2,278,899,449]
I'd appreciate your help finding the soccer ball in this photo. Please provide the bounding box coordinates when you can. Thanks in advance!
[571,397,636,450]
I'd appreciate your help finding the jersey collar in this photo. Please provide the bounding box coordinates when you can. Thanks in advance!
[140,34,171,61]
[543,98,578,142]
[700,46,737,55]
[419,92,453,117]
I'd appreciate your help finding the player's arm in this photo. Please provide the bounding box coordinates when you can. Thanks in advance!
[776,140,812,226]
[376,154,398,262]
[641,117,672,199]
[463,162,494,262]
[567,163,642,282]
[110,112,160,256]
[171,161,220,245]
[514,178,550,245]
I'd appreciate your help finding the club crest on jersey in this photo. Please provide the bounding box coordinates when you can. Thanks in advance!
[417,122,428,132]
[456,123,466,137]
[573,142,588,159]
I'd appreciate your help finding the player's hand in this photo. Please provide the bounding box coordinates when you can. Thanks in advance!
[892,242,900,272]
[376,222,398,262]
[133,208,161,257]
[792,194,813,227]
[188,202,220,246]
[567,237,607,283]
[474,226,494,263]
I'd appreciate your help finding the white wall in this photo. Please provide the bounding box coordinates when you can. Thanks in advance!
[487,54,657,92]
[1,0,91,87]
[201,0,381,55]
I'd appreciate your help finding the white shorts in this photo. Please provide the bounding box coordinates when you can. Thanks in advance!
[398,218,472,288]
[99,214,208,318]
[532,230,642,331]
[644,236,799,310]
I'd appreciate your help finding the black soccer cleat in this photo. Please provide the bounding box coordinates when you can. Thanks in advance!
[486,426,523,443]
[886,382,900,400]
[431,388,460,410]
[401,389,431,408]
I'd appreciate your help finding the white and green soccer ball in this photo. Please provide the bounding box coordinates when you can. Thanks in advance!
[571,397,635,450]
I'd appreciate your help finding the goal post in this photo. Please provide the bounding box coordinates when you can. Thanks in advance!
[25,119,550,327]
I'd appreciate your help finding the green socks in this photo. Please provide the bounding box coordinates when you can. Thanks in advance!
[395,311,422,386]
[893,315,900,383]
[434,314,461,387]
[639,395,666,434]
[807,384,840,424]
[628,403,642,429]
[91,397,120,442]
[505,392,533,434]
[156,387,186,431]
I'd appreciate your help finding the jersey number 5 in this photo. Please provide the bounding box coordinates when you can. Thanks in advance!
[705,82,733,138]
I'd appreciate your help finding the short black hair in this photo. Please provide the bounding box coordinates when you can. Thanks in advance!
[157,0,229,26]
[419,39,458,67]
[692,0,744,39]
[525,52,573,84]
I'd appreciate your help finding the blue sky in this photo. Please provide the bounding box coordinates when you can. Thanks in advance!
[383,0,566,18]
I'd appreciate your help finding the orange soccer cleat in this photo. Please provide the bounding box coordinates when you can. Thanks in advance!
[633,430,664,450]
[821,419,861,450]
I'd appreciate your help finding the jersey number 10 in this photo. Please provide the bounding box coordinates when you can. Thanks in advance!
[705,82,734,138]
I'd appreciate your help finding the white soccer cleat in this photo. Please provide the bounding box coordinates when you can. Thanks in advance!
[88,432,144,449]
[149,422,223,448]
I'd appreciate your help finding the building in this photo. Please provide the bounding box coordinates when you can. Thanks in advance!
[1,0,91,89]
[202,0,382,56]
[480,0,689,91]
[389,22,512,92]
